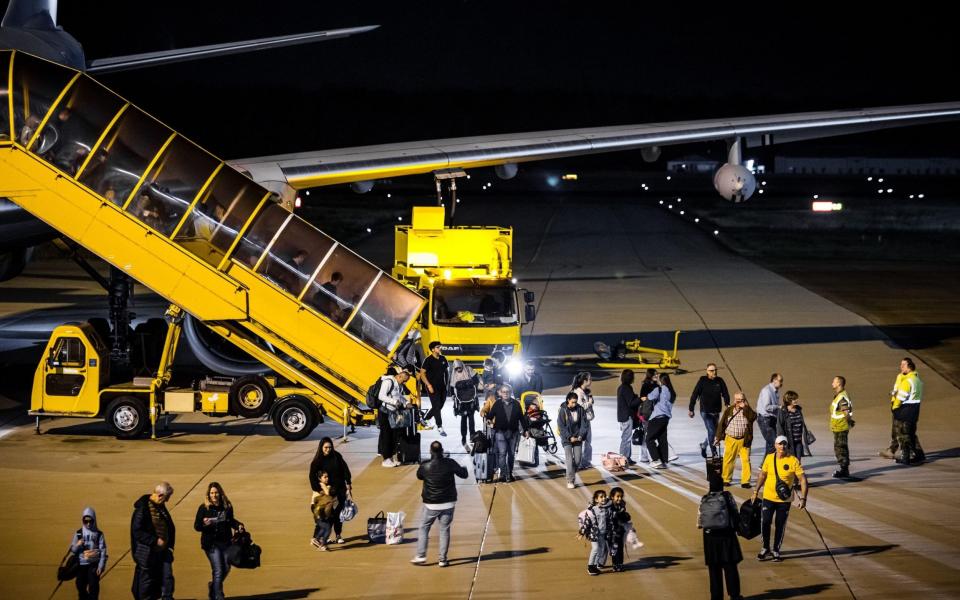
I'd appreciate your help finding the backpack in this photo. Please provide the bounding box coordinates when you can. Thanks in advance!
[454,379,477,402]
[577,507,598,541]
[366,378,393,410]
[698,492,731,530]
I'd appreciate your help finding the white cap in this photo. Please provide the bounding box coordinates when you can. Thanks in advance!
[775,435,788,445]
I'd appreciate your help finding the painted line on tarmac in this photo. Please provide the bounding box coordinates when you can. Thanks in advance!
[468,485,497,600]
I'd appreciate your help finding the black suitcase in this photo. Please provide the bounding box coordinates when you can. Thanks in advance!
[737,498,761,539]
[397,430,421,464]
[473,428,498,482]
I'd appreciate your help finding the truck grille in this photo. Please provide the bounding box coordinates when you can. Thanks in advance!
[439,344,515,357]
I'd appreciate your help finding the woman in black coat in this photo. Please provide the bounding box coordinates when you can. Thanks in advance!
[701,468,743,600]
[308,437,353,544]
[194,482,240,600]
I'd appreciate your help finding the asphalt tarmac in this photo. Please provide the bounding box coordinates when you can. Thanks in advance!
[0,196,958,599]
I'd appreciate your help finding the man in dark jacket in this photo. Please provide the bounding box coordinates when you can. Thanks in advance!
[688,363,731,459]
[411,441,468,567]
[131,482,176,600]
[489,384,526,482]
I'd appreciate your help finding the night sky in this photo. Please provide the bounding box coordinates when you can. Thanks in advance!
[11,1,960,162]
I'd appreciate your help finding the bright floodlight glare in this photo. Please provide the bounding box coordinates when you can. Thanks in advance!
[511,277,518,284]
[505,357,523,378]
[397,216,402,221]
[294,197,302,208]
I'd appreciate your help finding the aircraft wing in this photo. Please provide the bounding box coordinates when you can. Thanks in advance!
[86,25,379,74]
[228,101,960,189]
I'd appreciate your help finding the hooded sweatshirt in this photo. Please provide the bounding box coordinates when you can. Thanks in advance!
[70,507,107,572]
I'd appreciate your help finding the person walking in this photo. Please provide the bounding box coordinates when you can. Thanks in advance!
[756,373,783,456]
[309,436,353,544]
[131,482,176,600]
[689,363,731,459]
[411,441,468,567]
[378,366,415,467]
[572,372,595,468]
[776,391,812,463]
[752,435,808,562]
[644,372,676,469]
[420,341,450,436]
[881,357,924,464]
[829,376,854,478]
[69,507,107,600]
[193,482,240,600]
[716,391,757,488]
[699,466,743,600]
[489,383,526,482]
[617,369,642,465]
[577,489,612,576]
[449,359,481,446]
[558,392,589,489]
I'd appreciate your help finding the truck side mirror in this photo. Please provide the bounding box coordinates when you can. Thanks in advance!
[525,304,537,323]
[523,290,535,304]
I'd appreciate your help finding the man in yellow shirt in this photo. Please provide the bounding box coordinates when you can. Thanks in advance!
[829,376,853,479]
[751,435,808,562]
[880,357,924,464]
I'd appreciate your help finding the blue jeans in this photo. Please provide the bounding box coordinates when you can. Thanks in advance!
[589,538,609,567]
[415,506,455,562]
[495,430,518,478]
[205,543,231,600]
[758,416,777,455]
[701,412,720,453]
[618,420,633,460]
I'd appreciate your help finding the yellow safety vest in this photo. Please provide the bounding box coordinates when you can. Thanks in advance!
[890,371,922,410]
[830,391,852,432]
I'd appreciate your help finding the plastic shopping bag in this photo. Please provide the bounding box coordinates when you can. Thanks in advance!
[385,511,406,545]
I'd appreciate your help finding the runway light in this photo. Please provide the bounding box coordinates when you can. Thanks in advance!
[812,201,843,212]
[456,199,460,203]
[761,181,767,186]
[887,188,893,193]
[659,200,664,205]
[680,210,685,215]
[694,218,700,223]
[366,227,372,233]
[713,230,719,236]
[919,194,925,199]
[668,204,673,209]
[466,174,471,179]
[758,189,765,194]
[666,176,672,181]
[910,195,915,199]
[387,193,392,198]
[677,197,682,202]
[878,178,884,183]
[878,189,884,194]
[813,194,819,199]
[867,176,873,181]
[397,216,402,221]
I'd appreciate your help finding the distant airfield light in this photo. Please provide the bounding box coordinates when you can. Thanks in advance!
[813,194,819,199]
[659,200,664,205]
[878,189,884,194]
[910,195,915,199]
[487,182,492,187]
[867,176,873,182]
[887,188,893,193]
[758,189,765,194]
[562,173,578,181]
[761,181,767,186]
[666,175,672,181]
[694,218,700,223]
[878,178,884,183]
[398,216,403,221]
[366,227,372,233]
[305,190,310,196]
[456,198,460,203]
[713,230,719,236]
[546,175,560,187]
[668,204,673,209]
[680,210,685,215]
[387,193,392,198]
[812,201,843,212]
[919,194,925,199]
[466,174,471,179]
[677,197,682,202]
[294,196,302,208]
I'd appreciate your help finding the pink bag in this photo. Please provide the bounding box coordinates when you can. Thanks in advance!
[602,452,628,472]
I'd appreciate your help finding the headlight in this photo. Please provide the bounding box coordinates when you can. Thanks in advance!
[505,357,523,378]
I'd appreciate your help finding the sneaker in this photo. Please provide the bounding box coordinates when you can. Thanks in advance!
[318,544,329,552]
[438,427,447,437]
[438,560,449,567]
[757,549,771,561]
[310,538,321,549]
[878,449,895,459]
[410,556,427,564]
[700,442,707,458]
[336,537,345,544]
[587,565,601,576]
[772,551,783,562]
[741,482,752,489]
[382,458,396,468]
[567,482,576,489]
[654,462,668,470]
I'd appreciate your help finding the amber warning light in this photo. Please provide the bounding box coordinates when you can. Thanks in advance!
[812,201,843,212]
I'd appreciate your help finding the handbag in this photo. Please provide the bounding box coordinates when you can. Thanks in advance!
[602,451,628,472]
[385,511,406,545]
[339,497,358,522]
[367,511,387,544]
[773,454,793,501]
[517,437,537,464]
[631,426,645,445]
[227,525,261,569]
[57,544,79,581]
[388,407,411,429]
[804,429,816,446]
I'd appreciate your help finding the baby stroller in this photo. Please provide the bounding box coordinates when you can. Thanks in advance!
[520,392,558,455]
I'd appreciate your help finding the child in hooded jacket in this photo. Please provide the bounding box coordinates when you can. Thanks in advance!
[577,489,612,575]
[69,507,107,600]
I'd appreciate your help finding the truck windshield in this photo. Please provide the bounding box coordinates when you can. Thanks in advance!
[433,284,517,327]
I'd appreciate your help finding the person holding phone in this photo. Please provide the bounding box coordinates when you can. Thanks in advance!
[194,482,240,600]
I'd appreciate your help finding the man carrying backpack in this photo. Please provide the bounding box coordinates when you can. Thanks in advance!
[375,366,415,468]
[699,464,742,600]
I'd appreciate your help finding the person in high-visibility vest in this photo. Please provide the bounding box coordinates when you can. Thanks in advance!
[884,357,924,465]
[829,376,854,478]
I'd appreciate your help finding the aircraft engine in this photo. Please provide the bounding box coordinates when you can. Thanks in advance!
[183,314,271,376]
[712,163,757,202]
[350,180,375,194]
[495,162,518,180]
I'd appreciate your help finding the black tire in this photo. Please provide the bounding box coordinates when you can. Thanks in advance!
[230,375,275,418]
[106,396,148,439]
[272,397,317,441]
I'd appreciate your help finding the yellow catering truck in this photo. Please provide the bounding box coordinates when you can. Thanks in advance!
[393,207,536,366]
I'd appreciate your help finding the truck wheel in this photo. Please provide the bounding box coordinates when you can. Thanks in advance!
[230,375,275,418]
[106,396,148,439]
[272,397,316,441]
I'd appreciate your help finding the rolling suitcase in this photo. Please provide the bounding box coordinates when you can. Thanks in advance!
[396,408,421,464]
[473,428,498,482]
